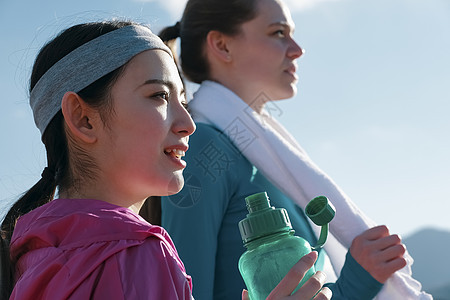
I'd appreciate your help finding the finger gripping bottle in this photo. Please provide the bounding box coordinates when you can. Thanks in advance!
[238,192,335,300]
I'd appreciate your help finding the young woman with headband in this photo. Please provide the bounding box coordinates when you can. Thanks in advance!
[159,0,431,299]
[0,19,331,300]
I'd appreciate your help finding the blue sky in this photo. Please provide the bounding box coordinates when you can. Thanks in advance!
[1,0,449,237]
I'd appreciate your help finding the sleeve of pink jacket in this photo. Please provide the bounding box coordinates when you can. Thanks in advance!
[116,237,193,299]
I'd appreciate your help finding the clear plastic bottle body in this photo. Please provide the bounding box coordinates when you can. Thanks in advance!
[238,231,315,300]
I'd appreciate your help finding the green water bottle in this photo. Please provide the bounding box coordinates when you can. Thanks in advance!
[238,192,335,300]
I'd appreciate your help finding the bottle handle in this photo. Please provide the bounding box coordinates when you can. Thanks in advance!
[312,223,328,250]
[305,196,335,250]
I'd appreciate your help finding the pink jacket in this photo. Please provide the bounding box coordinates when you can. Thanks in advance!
[9,198,192,299]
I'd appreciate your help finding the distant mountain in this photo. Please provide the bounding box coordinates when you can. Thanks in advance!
[429,284,450,300]
[404,227,450,299]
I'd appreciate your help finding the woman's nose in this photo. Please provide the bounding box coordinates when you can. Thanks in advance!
[288,39,304,60]
[173,104,196,137]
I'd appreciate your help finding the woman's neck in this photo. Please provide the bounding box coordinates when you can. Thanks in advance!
[59,188,146,214]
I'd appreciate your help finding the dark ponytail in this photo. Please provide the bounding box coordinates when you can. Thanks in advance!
[0,20,136,299]
[0,162,59,298]
[159,22,181,66]
[159,21,180,42]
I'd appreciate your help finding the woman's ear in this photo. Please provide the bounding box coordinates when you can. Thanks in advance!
[205,30,233,63]
[61,91,99,144]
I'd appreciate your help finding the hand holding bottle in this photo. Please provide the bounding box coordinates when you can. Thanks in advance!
[241,251,332,300]
[350,225,407,283]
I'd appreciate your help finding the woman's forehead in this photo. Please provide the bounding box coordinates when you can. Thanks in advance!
[116,49,183,91]
[254,0,294,27]
[112,49,184,93]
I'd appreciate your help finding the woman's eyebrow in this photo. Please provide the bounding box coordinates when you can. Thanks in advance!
[268,21,295,32]
[140,78,186,96]
[140,79,175,89]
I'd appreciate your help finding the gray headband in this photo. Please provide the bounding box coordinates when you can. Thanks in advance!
[30,24,172,136]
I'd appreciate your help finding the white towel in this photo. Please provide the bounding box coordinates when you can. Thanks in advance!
[189,80,432,300]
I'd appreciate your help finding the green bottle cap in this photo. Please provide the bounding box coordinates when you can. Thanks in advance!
[238,192,293,245]
[305,196,336,250]
[305,196,336,226]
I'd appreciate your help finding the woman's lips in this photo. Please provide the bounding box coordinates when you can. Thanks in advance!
[164,147,188,168]
[285,65,298,79]
[164,148,186,159]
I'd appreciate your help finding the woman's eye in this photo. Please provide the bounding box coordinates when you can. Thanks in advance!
[274,30,285,37]
[151,91,169,101]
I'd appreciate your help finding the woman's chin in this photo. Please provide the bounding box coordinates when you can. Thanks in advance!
[272,88,297,101]
[285,83,297,98]
[164,175,185,196]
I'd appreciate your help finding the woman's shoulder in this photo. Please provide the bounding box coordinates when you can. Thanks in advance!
[191,123,227,142]
[11,199,167,252]
[189,122,242,158]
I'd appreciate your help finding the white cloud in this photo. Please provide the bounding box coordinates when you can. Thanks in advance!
[134,0,188,19]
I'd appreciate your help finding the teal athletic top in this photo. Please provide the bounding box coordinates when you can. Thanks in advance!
[162,124,382,299]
